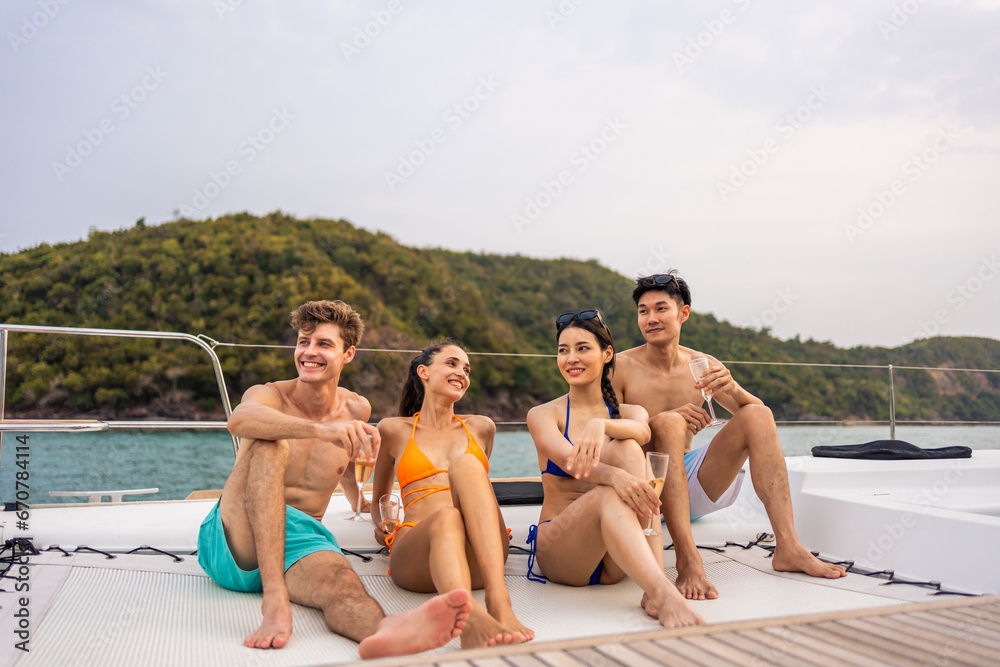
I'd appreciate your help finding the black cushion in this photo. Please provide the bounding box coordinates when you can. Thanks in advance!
[811,440,972,460]
[491,480,544,505]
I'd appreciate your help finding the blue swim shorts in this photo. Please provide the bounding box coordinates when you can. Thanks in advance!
[197,500,343,593]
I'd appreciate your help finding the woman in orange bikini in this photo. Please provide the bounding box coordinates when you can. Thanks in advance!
[526,310,704,628]
[371,340,533,648]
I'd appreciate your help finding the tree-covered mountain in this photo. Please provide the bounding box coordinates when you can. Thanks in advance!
[2,212,998,423]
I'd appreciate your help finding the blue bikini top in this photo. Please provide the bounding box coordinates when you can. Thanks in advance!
[542,398,613,477]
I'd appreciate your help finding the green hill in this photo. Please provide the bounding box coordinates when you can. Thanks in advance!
[2,212,999,423]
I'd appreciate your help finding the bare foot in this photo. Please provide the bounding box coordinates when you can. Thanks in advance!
[486,591,534,642]
[675,566,719,600]
[644,584,705,628]
[358,589,472,659]
[772,543,847,579]
[461,602,525,649]
[245,595,293,649]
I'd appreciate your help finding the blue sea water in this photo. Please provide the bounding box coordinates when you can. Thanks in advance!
[1,425,997,505]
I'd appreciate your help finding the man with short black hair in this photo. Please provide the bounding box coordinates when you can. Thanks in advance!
[612,275,846,600]
[198,299,472,658]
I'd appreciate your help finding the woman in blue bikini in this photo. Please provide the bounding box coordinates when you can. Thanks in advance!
[526,310,704,628]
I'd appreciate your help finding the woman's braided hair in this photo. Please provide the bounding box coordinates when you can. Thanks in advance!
[556,313,621,419]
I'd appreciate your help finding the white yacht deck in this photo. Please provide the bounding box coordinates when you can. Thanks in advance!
[4,453,998,666]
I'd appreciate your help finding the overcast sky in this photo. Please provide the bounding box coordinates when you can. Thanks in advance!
[2,1,998,349]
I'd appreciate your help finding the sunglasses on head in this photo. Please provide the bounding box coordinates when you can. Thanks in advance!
[653,274,680,289]
[555,309,606,330]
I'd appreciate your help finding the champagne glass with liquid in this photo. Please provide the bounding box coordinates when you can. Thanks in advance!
[688,357,725,428]
[379,494,400,535]
[643,452,669,536]
[347,435,377,522]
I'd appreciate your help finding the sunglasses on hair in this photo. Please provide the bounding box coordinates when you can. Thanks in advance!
[555,310,607,330]
[653,274,680,289]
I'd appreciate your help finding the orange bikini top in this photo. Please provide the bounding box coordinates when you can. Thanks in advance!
[396,412,489,510]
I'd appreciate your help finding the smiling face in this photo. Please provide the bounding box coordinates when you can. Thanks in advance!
[637,289,690,344]
[418,344,471,400]
[557,326,613,386]
[293,322,356,383]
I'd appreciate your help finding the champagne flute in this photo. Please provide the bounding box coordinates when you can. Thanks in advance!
[379,494,400,534]
[688,357,725,427]
[347,435,376,522]
[644,452,669,536]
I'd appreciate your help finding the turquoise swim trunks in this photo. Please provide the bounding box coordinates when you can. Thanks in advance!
[197,500,343,593]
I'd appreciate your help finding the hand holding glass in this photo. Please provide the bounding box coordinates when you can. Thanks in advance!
[643,452,669,536]
[688,357,725,428]
[379,494,400,534]
[347,435,376,522]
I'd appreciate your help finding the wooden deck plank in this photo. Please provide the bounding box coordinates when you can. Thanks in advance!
[593,643,665,667]
[759,624,897,667]
[904,610,1000,651]
[947,604,1000,630]
[867,614,1000,663]
[531,650,586,667]
[935,606,1000,636]
[821,619,956,664]
[916,607,1000,634]
[836,617,980,666]
[653,637,724,665]
[739,628,847,667]
[627,640,702,667]
[681,635,758,663]
[354,595,1000,667]
[469,659,517,667]
[716,629,822,667]
[565,648,626,666]
[498,654,551,667]
[795,623,926,667]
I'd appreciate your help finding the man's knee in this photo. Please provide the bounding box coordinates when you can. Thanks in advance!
[736,404,776,432]
[245,438,292,465]
[650,412,687,450]
[319,564,366,598]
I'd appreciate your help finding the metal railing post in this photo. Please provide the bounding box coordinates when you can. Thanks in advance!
[888,364,896,440]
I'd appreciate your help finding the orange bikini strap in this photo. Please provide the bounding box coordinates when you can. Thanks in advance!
[401,485,450,511]
[409,412,421,439]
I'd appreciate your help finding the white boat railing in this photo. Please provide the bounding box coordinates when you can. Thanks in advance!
[2,324,999,464]
[0,324,239,456]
